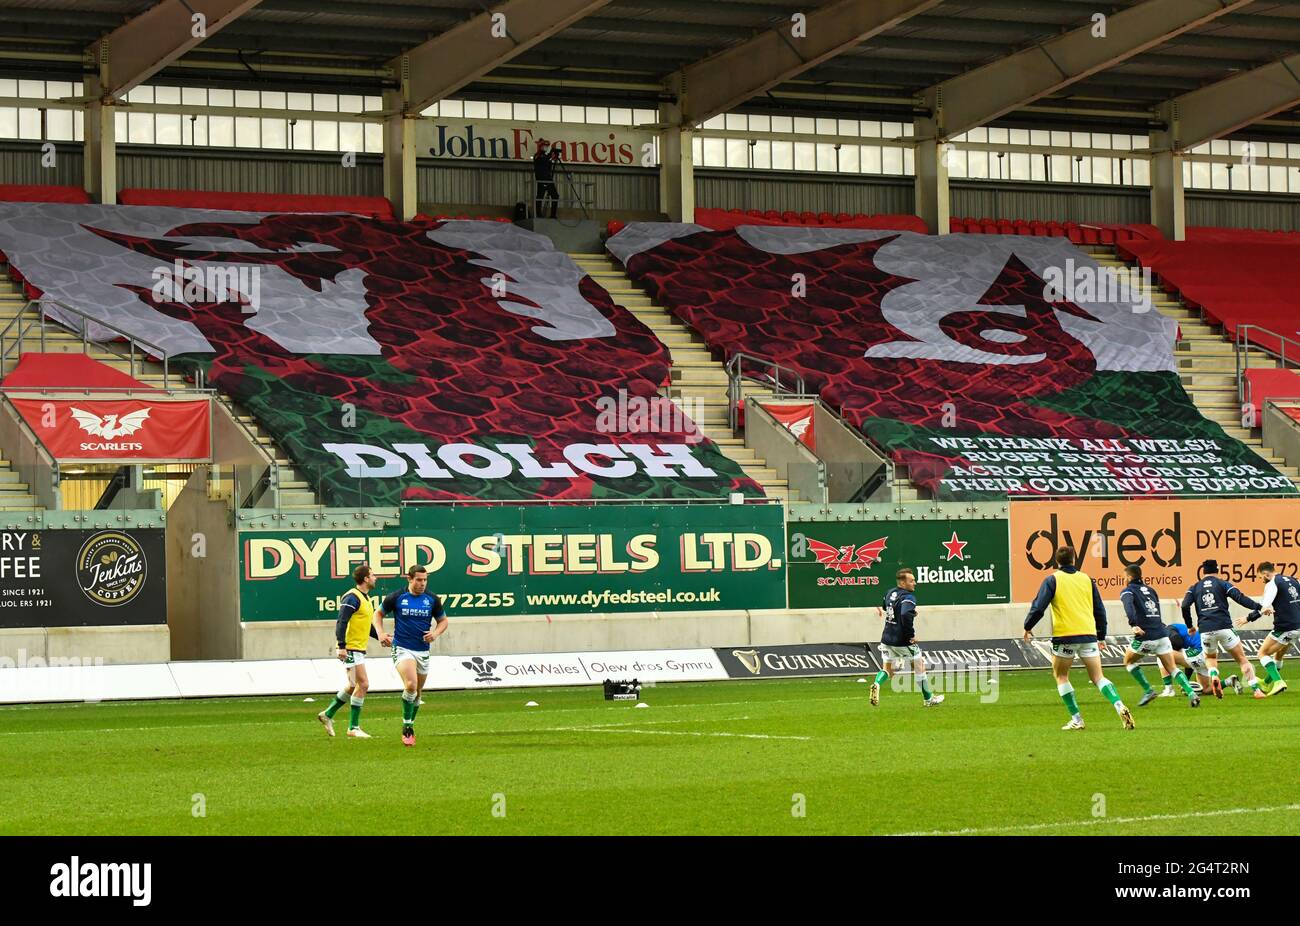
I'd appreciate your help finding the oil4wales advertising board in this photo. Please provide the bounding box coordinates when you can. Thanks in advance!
[239,503,787,620]
[786,518,1010,608]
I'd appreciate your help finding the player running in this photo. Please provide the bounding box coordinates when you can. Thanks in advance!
[1024,545,1134,731]
[374,564,449,747]
[870,568,944,708]
[1236,562,1296,696]
[1179,559,1267,699]
[1119,565,1199,708]
[318,564,381,738]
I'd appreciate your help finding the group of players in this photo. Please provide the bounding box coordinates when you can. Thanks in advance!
[872,547,1297,729]
[315,563,450,746]
[313,546,1296,741]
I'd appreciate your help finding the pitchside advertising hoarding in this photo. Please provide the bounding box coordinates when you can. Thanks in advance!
[0,528,166,627]
[239,503,786,620]
[786,519,1010,608]
[417,118,654,167]
[1009,498,1300,601]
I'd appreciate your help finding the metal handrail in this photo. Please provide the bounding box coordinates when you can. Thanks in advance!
[725,351,809,431]
[1237,323,1300,408]
[0,391,57,468]
[211,396,280,510]
[0,296,174,389]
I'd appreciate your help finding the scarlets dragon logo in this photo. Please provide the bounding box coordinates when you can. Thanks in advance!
[807,537,888,574]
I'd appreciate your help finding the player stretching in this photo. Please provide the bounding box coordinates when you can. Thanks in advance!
[870,568,944,707]
[1179,559,1266,700]
[1024,545,1134,731]
[1237,562,1296,696]
[374,565,449,747]
[318,564,380,738]
[1119,565,1199,708]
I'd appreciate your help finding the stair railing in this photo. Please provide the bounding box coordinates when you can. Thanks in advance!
[1236,324,1300,413]
[724,351,808,431]
[0,296,173,389]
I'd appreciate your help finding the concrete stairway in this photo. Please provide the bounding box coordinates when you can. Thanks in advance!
[1088,246,1300,488]
[570,251,801,502]
[0,265,319,510]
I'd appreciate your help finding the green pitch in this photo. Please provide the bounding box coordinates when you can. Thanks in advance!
[2,670,1298,835]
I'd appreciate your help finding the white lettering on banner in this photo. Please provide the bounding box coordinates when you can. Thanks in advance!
[929,434,1297,496]
[914,565,996,584]
[322,441,716,481]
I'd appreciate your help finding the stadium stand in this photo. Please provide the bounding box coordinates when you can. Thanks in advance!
[609,223,1298,500]
[0,203,772,505]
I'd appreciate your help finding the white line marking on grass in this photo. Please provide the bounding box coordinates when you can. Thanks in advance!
[894,803,1300,836]
[583,728,810,741]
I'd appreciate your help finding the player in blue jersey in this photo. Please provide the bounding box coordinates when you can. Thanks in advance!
[1179,559,1266,699]
[373,564,449,747]
[870,568,944,708]
[1237,562,1295,696]
[1119,565,1199,708]
[1165,621,1211,694]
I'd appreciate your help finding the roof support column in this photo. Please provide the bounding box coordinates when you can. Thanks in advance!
[383,58,418,222]
[914,92,949,235]
[1150,102,1185,241]
[658,102,694,223]
[84,72,117,205]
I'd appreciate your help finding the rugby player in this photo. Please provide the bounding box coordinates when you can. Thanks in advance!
[1024,546,1134,731]
[374,565,449,747]
[1179,560,1266,699]
[317,564,381,738]
[1119,565,1199,708]
[870,568,944,708]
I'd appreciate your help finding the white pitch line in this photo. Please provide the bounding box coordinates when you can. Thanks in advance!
[894,803,1300,836]
[583,727,810,741]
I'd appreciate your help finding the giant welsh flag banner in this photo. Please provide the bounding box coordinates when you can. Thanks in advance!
[0,204,758,505]
[609,224,1294,500]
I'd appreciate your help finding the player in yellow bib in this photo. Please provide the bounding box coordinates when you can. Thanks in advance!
[1024,545,1135,731]
[317,564,382,738]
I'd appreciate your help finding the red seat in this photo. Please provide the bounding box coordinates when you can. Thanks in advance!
[816,212,833,225]
[799,211,816,224]
[1098,228,1116,244]
[980,220,998,235]
[762,210,779,221]
[1029,221,1047,236]
[1013,220,1032,236]
[781,211,799,224]
[835,212,851,223]
[1066,226,1084,243]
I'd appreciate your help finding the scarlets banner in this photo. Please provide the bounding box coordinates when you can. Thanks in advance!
[609,224,1295,500]
[761,402,815,450]
[9,397,211,461]
[0,205,757,504]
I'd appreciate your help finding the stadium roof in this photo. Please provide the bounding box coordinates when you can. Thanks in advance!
[1,0,1299,135]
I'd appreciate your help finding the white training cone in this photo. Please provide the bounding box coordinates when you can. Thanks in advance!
[303,697,316,702]
[635,702,649,708]
[525,700,539,707]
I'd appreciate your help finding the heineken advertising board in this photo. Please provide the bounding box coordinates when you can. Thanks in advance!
[239,504,786,621]
[786,519,1010,609]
